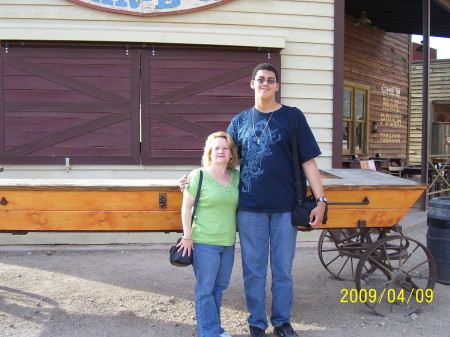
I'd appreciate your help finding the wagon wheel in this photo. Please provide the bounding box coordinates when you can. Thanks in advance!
[318,228,381,281]
[355,235,437,317]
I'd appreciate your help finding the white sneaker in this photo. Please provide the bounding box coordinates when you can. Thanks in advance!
[220,332,232,337]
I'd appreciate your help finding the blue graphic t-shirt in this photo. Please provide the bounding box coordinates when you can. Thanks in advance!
[227,105,321,212]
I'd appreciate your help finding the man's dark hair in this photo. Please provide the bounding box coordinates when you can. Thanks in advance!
[252,63,279,82]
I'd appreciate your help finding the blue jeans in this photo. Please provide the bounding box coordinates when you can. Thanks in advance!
[193,243,235,337]
[237,211,297,330]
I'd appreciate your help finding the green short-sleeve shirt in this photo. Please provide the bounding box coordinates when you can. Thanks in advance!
[186,168,239,246]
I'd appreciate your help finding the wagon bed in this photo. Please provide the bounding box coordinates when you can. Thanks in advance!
[0,169,435,317]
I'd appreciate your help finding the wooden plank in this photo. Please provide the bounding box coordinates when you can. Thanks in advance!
[0,208,413,232]
[4,56,128,103]
[317,208,411,228]
[0,207,415,231]
[0,211,182,231]
[0,190,182,211]
[320,169,427,188]
[323,189,424,208]
[4,112,131,156]
[0,187,421,212]
[149,62,259,103]
[149,113,214,137]
[0,181,180,192]
[4,102,130,113]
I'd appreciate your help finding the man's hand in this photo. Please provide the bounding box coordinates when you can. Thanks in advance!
[309,202,326,228]
[179,174,189,192]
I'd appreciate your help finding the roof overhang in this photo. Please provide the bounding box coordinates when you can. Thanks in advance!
[345,0,450,38]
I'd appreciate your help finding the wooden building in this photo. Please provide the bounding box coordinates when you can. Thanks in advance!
[0,0,335,174]
[0,0,450,243]
[410,59,450,165]
[343,17,410,162]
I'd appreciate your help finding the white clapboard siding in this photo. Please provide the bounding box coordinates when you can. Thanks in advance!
[0,0,334,168]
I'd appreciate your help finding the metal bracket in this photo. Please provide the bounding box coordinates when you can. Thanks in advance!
[159,193,167,209]
[327,196,370,206]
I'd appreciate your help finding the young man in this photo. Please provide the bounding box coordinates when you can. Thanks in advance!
[226,63,326,337]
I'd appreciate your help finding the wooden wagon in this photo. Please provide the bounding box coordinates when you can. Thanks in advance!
[0,169,436,317]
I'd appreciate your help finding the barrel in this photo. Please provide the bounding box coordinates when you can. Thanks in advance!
[427,197,450,285]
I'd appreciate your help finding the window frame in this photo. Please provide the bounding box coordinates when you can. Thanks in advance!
[343,81,370,156]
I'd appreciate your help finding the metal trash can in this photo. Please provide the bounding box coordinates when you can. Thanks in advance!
[427,197,450,285]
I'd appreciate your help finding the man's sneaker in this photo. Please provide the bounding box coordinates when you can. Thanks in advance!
[220,332,232,337]
[249,325,266,337]
[273,323,299,337]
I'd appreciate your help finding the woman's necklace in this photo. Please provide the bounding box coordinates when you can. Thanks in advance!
[208,167,231,189]
[252,107,274,144]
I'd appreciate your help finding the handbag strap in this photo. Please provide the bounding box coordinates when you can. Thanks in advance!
[191,170,203,224]
[289,109,304,204]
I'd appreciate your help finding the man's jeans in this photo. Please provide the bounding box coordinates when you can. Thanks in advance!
[193,243,235,337]
[238,211,297,330]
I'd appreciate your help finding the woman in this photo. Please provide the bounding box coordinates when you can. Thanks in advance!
[178,131,240,337]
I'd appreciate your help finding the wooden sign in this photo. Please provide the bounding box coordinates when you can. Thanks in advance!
[69,0,233,16]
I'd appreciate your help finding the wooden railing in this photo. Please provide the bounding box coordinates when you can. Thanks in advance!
[428,154,450,197]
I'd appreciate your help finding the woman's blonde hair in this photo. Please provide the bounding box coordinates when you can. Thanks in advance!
[202,131,239,169]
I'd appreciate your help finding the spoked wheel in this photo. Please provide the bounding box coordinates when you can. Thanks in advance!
[355,235,437,317]
[318,228,381,281]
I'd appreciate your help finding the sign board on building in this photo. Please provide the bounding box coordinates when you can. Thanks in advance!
[69,0,233,16]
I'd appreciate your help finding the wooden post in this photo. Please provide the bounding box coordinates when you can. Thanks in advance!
[420,0,430,211]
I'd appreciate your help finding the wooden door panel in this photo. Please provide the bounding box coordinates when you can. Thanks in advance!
[1,45,279,165]
[141,49,279,164]
[0,46,140,164]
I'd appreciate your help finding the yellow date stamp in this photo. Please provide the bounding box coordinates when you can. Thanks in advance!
[340,288,434,304]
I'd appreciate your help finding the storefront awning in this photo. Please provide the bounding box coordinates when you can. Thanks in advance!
[345,0,450,38]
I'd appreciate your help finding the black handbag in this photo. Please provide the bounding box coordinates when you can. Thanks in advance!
[169,170,203,267]
[289,110,328,228]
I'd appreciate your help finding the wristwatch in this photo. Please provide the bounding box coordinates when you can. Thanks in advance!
[316,196,328,203]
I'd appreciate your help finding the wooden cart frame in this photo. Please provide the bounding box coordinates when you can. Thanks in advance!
[0,169,436,317]
[316,169,436,317]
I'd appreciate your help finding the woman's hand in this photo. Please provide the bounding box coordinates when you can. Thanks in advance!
[177,237,193,257]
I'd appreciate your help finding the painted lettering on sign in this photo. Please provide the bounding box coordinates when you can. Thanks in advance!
[68,0,233,16]
[381,84,400,98]
[380,113,402,128]
[379,132,401,143]
[382,97,400,113]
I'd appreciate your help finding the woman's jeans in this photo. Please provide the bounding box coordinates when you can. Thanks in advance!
[237,211,297,330]
[193,243,235,337]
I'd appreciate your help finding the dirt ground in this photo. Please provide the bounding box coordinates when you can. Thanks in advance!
[1,223,449,337]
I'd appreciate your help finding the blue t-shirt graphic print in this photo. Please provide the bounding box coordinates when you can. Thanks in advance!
[239,110,282,193]
[227,105,321,212]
